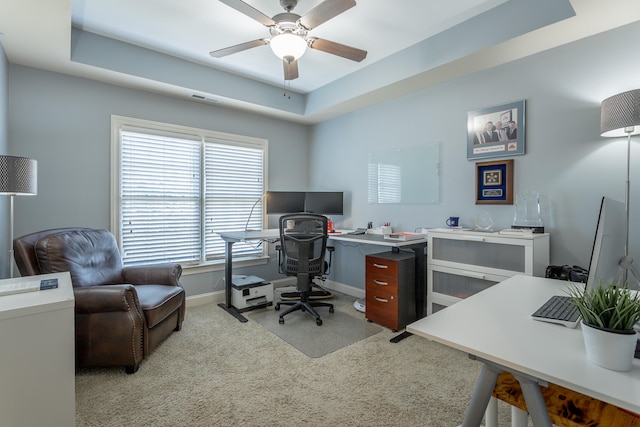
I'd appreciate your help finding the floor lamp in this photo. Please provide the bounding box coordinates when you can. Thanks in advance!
[600,89,640,287]
[0,155,37,278]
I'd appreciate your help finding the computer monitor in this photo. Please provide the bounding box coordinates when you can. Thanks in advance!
[586,196,626,290]
[304,192,344,215]
[265,191,305,214]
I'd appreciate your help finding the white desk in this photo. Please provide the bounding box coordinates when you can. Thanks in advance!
[407,275,640,427]
[218,230,427,324]
[0,272,75,427]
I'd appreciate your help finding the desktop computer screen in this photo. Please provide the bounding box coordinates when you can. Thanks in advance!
[586,196,626,290]
[265,191,305,214]
[304,192,344,215]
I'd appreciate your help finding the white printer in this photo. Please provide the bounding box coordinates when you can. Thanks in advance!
[231,275,273,312]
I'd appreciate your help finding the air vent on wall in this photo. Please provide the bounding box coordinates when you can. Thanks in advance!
[190,94,221,104]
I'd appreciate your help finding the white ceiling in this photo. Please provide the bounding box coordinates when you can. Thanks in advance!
[1,0,640,124]
[70,0,508,93]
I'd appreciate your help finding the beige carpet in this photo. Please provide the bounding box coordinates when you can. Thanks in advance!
[75,292,516,426]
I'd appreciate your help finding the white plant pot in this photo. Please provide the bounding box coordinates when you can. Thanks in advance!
[581,321,638,372]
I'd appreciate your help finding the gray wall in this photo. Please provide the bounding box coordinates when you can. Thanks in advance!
[309,22,640,291]
[0,44,9,279]
[4,21,640,295]
[7,66,310,294]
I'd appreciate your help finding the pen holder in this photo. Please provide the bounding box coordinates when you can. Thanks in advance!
[381,226,392,235]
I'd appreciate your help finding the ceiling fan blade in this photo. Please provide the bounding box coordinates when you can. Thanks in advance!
[218,0,275,27]
[283,59,299,80]
[210,39,268,58]
[309,38,367,62]
[298,0,356,30]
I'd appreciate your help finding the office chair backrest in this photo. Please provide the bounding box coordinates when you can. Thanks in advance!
[279,213,328,277]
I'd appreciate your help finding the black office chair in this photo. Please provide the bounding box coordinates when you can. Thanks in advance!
[274,213,335,326]
[278,245,334,301]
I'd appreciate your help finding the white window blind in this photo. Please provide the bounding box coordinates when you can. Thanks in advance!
[115,118,266,266]
[204,139,265,260]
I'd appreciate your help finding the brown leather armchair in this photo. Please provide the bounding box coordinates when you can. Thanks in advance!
[14,227,186,374]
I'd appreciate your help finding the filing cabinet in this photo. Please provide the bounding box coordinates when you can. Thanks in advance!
[427,229,550,314]
[365,251,416,331]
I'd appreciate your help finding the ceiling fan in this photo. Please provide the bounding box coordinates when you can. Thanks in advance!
[210,0,367,81]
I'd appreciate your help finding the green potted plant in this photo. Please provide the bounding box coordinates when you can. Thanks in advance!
[567,281,640,371]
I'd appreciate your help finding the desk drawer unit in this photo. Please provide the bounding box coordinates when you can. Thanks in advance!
[366,251,415,331]
[427,229,549,315]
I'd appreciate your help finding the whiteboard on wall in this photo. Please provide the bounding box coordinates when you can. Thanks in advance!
[368,143,440,204]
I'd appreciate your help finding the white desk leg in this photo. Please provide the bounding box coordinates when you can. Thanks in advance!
[511,406,528,427]
[515,375,552,427]
[462,364,500,427]
[485,397,498,427]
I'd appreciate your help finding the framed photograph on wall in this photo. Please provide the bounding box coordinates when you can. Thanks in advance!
[476,159,513,204]
[467,100,525,160]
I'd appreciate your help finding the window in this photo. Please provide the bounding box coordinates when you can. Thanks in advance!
[111,116,267,267]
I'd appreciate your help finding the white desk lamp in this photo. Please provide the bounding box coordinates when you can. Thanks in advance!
[0,155,37,278]
[600,89,640,287]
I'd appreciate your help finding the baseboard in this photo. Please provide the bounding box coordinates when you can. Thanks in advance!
[186,290,224,308]
[185,278,364,308]
[314,279,365,299]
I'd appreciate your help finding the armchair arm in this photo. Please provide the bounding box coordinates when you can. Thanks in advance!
[122,263,182,286]
[74,284,142,315]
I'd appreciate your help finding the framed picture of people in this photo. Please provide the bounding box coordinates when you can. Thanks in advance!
[467,100,525,160]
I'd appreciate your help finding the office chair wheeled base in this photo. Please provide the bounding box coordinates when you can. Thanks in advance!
[275,297,334,326]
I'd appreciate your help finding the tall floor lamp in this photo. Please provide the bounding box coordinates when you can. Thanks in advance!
[600,89,640,287]
[0,155,37,278]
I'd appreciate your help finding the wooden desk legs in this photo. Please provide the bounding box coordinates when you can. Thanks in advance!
[218,239,249,323]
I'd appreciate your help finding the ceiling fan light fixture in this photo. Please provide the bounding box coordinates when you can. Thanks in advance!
[270,33,307,60]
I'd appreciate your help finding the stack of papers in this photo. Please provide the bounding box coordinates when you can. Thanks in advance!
[383,232,425,241]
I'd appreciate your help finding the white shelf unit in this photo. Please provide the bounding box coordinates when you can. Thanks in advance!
[427,229,550,315]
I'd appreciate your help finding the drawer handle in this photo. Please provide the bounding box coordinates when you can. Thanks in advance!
[373,296,389,303]
[373,263,389,269]
[460,270,486,280]
[373,280,389,286]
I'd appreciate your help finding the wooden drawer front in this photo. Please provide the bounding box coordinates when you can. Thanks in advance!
[366,270,399,294]
[366,289,399,330]
[366,256,400,278]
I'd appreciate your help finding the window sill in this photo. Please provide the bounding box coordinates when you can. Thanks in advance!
[181,255,270,275]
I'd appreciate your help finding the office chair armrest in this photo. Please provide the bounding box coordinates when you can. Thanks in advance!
[275,244,284,274]
[324,245,334,274]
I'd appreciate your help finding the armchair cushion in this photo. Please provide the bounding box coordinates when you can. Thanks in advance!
[35,229,123,287]
[136,284,185,328]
